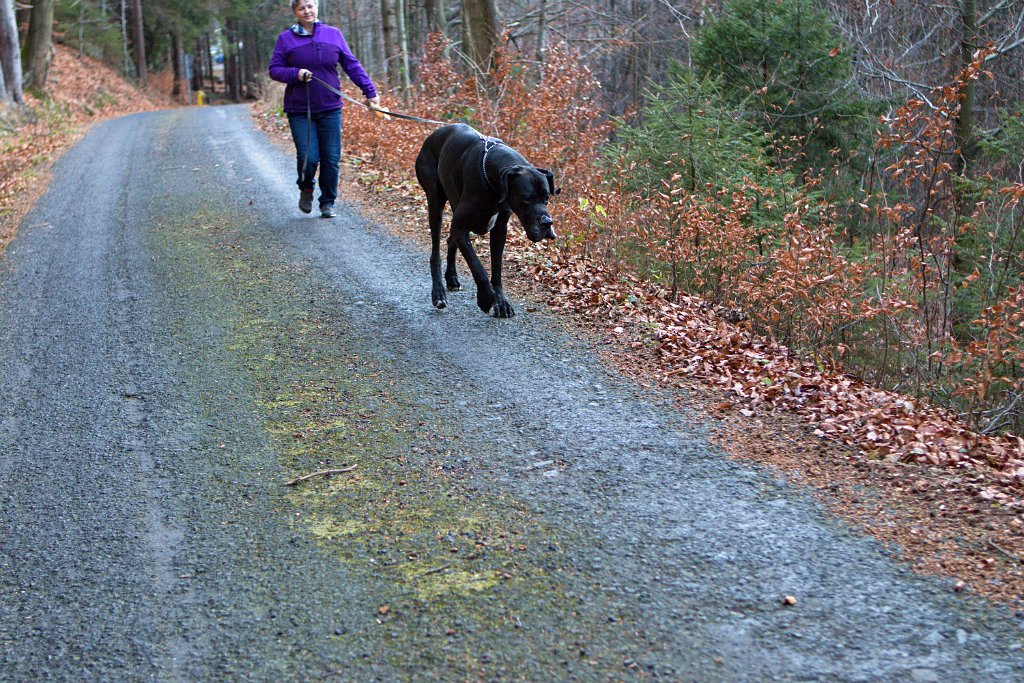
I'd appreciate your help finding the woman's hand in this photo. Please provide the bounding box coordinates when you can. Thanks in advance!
[297,69,312,82]
[366,96,391,121]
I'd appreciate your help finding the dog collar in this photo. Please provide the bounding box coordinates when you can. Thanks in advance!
[479,134,504,194]
[288,22,317,36]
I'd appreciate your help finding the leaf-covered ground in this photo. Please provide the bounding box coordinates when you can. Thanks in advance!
[0,44,173,252]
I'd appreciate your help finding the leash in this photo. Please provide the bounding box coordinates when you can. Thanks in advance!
[308,74,448,126]
[298,75,448,202]
[301,81,312,191]
[479,135,505,193]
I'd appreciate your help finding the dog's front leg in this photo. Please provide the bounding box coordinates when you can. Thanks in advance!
[489,212,514,318]
[451,210,495,314]
[427,197,448,309]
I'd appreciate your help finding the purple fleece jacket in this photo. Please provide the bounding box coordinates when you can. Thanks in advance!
[268,22,377,114]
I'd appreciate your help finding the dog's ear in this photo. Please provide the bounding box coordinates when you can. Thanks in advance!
[538,168,560,196]
[498,165,526,203]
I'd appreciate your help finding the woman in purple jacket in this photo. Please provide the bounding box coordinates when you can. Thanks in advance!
[269,0,380,218]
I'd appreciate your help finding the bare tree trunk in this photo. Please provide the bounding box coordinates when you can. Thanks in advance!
[121,0,130,78]
[76,1,84,57]
[955,0,977,177]
[370,0,384,78]
[23,0,55,92]
[380,0,401,86]
[204,32,214,92]
[171,27,183,99]
[0,0,24,104]
[248,27,264,82]
[225,20,240,101]
[424,0,445,35]
[536,0,548,65]
[222,32,231,99]
[245,27,256,95]
[345,0,365,70]
[234,22,246,98]
[629,0,645,109]
[461,0,497,75]
[191,36,203,92]
[130,0,146,86]
[234,27,243,99]
[395,0,411,90]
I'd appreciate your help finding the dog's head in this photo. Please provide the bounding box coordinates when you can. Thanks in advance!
[499,166,560,242]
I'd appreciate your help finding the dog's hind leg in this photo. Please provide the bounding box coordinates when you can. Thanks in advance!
[444,233,461,291]
[416,141,449,310]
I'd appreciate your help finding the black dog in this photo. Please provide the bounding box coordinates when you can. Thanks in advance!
[415,123,558,318]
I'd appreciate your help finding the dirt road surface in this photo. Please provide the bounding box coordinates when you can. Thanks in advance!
[1,105,1022,681]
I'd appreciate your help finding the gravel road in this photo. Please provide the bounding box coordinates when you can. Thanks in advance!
[1,104,1022,682]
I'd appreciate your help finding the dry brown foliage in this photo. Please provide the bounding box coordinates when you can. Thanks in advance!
[320,37,1024,504]
[0,45,172,251]
[312,38,1024,603]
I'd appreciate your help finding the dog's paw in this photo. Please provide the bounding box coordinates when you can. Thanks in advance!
[432,283,449,310]
[477,288,495,314]
[494,301,516,318]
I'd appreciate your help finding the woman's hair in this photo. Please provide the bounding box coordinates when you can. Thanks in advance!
[290,0,316,9]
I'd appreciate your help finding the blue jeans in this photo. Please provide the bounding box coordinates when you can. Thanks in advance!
[288,108,342,208]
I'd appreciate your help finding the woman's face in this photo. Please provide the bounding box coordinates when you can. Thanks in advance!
[293,0,317,26]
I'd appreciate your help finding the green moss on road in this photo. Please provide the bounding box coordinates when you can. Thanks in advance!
[146,210,652,679]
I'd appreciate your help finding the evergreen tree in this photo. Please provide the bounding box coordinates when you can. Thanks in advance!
[692,0,866,174]
[612,62,796,234]
[614,63,770,193]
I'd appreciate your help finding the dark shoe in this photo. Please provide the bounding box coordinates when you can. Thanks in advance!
[320,205,337,218]
[299,189,314,214]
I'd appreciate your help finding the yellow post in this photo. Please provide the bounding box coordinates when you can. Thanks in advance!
[196,90,205,106]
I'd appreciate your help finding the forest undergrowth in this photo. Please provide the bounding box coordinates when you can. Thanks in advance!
[0,44,173,252]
